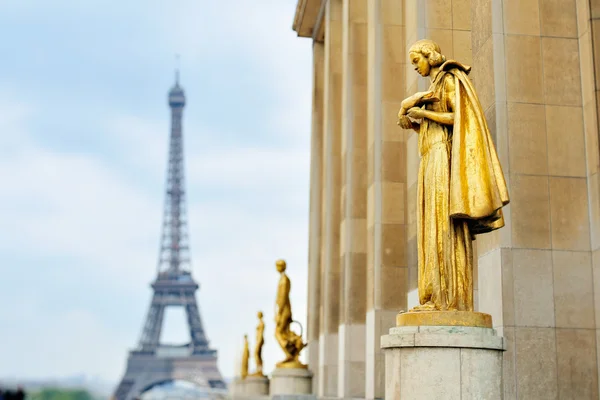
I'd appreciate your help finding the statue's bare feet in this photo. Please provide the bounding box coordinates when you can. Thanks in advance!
[410,301,437,312]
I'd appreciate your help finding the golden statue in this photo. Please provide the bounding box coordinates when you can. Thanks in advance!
[250,311,266,377]
[274,259,306,368]
[398,39,509,313]
[241,334,250,379]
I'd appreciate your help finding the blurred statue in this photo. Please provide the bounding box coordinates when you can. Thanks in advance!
[241,334,250,379]
[274,259,306,368]
[251,311,266,377]
[398,39,509,312]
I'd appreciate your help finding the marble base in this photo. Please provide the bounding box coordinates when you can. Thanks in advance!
[269,367,314,397]
[381,325,505,399]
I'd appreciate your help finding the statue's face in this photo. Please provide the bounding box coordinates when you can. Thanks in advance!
[410,51,430,77]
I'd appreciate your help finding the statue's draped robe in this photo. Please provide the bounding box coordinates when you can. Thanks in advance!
[275,274,292,351]
[417,61,509,311]
[254,321,264,372]
[241,341,249,378]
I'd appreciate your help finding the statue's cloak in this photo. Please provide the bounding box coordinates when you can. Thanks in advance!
[440,61,510,235]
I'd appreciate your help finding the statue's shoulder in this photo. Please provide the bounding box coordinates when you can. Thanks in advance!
[440,60,472,75]
[279,273,291,285]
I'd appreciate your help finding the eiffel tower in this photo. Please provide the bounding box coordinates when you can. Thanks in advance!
[113,73,226,400]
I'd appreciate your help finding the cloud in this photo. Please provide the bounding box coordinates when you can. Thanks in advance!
[3,305,131,381]
[0,145,158,282]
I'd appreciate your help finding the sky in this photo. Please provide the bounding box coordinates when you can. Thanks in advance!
[0,0,313,387]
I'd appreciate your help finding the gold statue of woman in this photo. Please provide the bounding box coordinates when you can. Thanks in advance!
[274,259,306,368]
[251,311,265,376]
[241,334,250,379]
[398,39,509,312]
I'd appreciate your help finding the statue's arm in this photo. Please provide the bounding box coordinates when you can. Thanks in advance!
[400,90,435,112]
[406,107,453,126]
[407,76,456,126]
[398,91,441,133]
[418,110,454,126]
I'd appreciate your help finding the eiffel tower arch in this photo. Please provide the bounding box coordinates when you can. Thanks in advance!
[114,72,226,400]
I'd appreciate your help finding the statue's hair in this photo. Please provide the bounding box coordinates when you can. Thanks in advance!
[409,39,446,67]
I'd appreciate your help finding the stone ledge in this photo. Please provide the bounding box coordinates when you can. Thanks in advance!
[380,326,505,351]
[390,325,497,336]
[272,368,313,378]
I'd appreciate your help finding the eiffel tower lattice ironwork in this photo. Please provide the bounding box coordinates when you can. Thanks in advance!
[113,73,226,400]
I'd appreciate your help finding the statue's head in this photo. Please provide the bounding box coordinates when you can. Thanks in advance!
[276,259,287,272]
[409,39,446,77]
[257,311,263,319]
[244,334,248,339]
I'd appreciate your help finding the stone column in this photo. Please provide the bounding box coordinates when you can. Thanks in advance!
[580,1,600,395]
[337,0,368,398]
[318,0,343,397]
[472,0,599,398]
[365,1,409,398]
[306,40,324,389]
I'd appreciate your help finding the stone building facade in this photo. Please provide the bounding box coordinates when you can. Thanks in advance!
[293,0,600,398]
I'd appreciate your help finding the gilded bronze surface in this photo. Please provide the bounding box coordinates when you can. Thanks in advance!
[241,334,250,380]
[398,40,509,314]
[396,311,492,328]
[250,311,266,377]
[274,259,307,369]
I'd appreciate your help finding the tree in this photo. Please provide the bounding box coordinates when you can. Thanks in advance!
[28,388,96,400]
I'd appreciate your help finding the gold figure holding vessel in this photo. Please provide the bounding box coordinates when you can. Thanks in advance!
[273,259,306,369]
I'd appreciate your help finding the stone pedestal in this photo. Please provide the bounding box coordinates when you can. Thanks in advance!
[229,378,244,398]
[381,322,505,400]
[245,375,270,396]
[230,376,270,400]
[269,368,315,399]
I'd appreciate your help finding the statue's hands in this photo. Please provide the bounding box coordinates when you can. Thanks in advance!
[398,115,413,129]
[407,107,426,120]
[399,92,432,129]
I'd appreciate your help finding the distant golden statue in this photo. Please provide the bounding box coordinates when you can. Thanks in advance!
[398,39,509,312]
[250,311,266,377]
[241,334,250,379]
[274,259,306,369]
